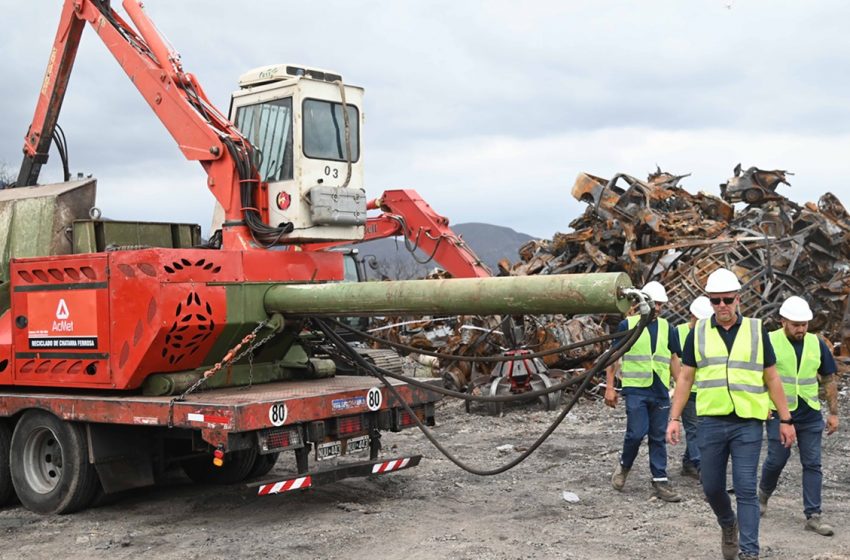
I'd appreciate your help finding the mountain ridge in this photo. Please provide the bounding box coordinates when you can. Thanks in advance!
[357,222,536,279]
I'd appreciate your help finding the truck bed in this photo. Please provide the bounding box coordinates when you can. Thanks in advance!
[0,376,439,433]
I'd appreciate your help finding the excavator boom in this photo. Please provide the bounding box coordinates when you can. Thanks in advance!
[16,0,273,249]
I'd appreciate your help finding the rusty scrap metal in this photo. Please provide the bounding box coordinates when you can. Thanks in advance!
[365,313,612,392]
[506,164,850,363]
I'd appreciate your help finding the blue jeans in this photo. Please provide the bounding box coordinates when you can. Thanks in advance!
[620,393,670,480]
[699,416,763,556]
[682,392,700,469]
[760,414,824,518]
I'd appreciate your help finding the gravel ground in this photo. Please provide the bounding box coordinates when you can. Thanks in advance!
[0,390,848,560]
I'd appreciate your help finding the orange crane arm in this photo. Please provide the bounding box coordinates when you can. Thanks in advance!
[16,0,276,250]
[305,189,491,278]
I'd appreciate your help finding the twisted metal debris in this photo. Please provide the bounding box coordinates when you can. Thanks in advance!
[364,164,849,395]
[506,165,850,365]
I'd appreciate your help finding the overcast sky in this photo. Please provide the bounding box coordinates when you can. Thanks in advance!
[3,1,850,239]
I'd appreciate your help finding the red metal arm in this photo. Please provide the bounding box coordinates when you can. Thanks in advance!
[305,189,491,278]
[17,0,263,250]
[16,0,84,187]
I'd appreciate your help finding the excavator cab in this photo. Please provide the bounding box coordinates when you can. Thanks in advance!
[213,64,367,242]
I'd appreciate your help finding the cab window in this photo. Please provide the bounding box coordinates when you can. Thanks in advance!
[235,98,294,182]
[303,99,360,162]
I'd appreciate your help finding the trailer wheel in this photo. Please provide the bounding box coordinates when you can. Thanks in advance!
[10,410,98,514]
[182,446,258,485]
[0,421,15,506]
[247,453,279,479]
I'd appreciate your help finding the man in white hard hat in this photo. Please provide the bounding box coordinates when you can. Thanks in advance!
[605,280,682,503]
[759,296,839,536]
[666,267,795,560]
[675,295,714,479]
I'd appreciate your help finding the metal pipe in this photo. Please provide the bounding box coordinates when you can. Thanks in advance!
[264,273,631,316]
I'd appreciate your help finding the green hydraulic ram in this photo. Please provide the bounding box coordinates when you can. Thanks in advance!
[143,273,632,395]
[263,273,632,316]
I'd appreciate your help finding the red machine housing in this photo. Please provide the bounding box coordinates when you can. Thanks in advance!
[4,249,344,390]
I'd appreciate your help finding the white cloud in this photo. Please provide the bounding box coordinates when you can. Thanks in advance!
[4,1,850,243]
[369,127,850,238]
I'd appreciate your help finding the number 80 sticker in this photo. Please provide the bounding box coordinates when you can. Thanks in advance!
[269,402,288,427]
[367,387,383,411]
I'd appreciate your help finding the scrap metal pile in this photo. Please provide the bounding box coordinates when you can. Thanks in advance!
[365,164,850,397]
[504,165,850,363]
[366,313,607,392]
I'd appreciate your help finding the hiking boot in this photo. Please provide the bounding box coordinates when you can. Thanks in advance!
[738,554,759,560]
[805,514,834,536]
[611,462,629,491]
[681,462,700,480]
[758,489,769,517]
[652,480,682,503]
[721,520,739,560]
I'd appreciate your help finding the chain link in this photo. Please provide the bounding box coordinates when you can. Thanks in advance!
[243,329,277,391]
[173,320,271,403]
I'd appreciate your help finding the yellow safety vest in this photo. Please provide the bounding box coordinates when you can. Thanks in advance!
[693,317,768,419]
[769,330,821,412]
[676,323,696,394]
[621,316,671,389]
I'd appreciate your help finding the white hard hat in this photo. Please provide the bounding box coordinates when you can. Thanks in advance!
[689,296,714,320]
[779,296,813,322]
[641,281,669,303]
[704,268,742,293]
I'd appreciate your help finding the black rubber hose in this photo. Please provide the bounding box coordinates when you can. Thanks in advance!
[313,308,650,476]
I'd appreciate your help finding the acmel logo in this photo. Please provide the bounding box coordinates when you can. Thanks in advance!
[52,298,73,332]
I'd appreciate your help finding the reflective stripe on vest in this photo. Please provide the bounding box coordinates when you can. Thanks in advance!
[676,323,696,393]
[693,317,768,419]
[621,316,671,389]
[769,329,821,412]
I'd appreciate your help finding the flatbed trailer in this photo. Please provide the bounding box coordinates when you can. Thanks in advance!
[0,376,438,513]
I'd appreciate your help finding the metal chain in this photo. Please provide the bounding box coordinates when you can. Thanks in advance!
[174,320,270,403]
[243,329,277,391]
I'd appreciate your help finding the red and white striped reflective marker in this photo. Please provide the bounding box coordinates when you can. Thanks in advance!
[257,475,312,496]
[371,458,411,474]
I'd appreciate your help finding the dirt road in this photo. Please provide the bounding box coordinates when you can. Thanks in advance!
[1,393,848,560]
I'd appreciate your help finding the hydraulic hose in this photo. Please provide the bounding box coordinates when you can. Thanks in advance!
[312,289,653,476]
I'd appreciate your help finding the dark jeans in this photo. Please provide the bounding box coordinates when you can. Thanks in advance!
[620,393,670,480]
[699,416,763,556]
[760,414,825,518]
[682,392,700,469]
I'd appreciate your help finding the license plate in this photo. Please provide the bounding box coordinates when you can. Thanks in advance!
[316,440,341,461]
[346,435,370,455]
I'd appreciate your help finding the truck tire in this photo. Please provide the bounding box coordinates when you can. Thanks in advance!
[0,421,15,506]
[182,446,257,485]
[247,452,279,479]
[10,410,98,514]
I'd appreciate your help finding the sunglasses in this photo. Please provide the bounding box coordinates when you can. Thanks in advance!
[709,296,736,305]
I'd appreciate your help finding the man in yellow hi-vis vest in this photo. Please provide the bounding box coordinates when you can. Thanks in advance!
[605,281,681,503]
[666,268,795,560]
[676,295,714,479]
[759,296,839,537]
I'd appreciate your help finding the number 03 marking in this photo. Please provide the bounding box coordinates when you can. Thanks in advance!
[269,402,288,427]
[367,387,382,411]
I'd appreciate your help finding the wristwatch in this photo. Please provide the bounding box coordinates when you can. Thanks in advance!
[779,417,794,425]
